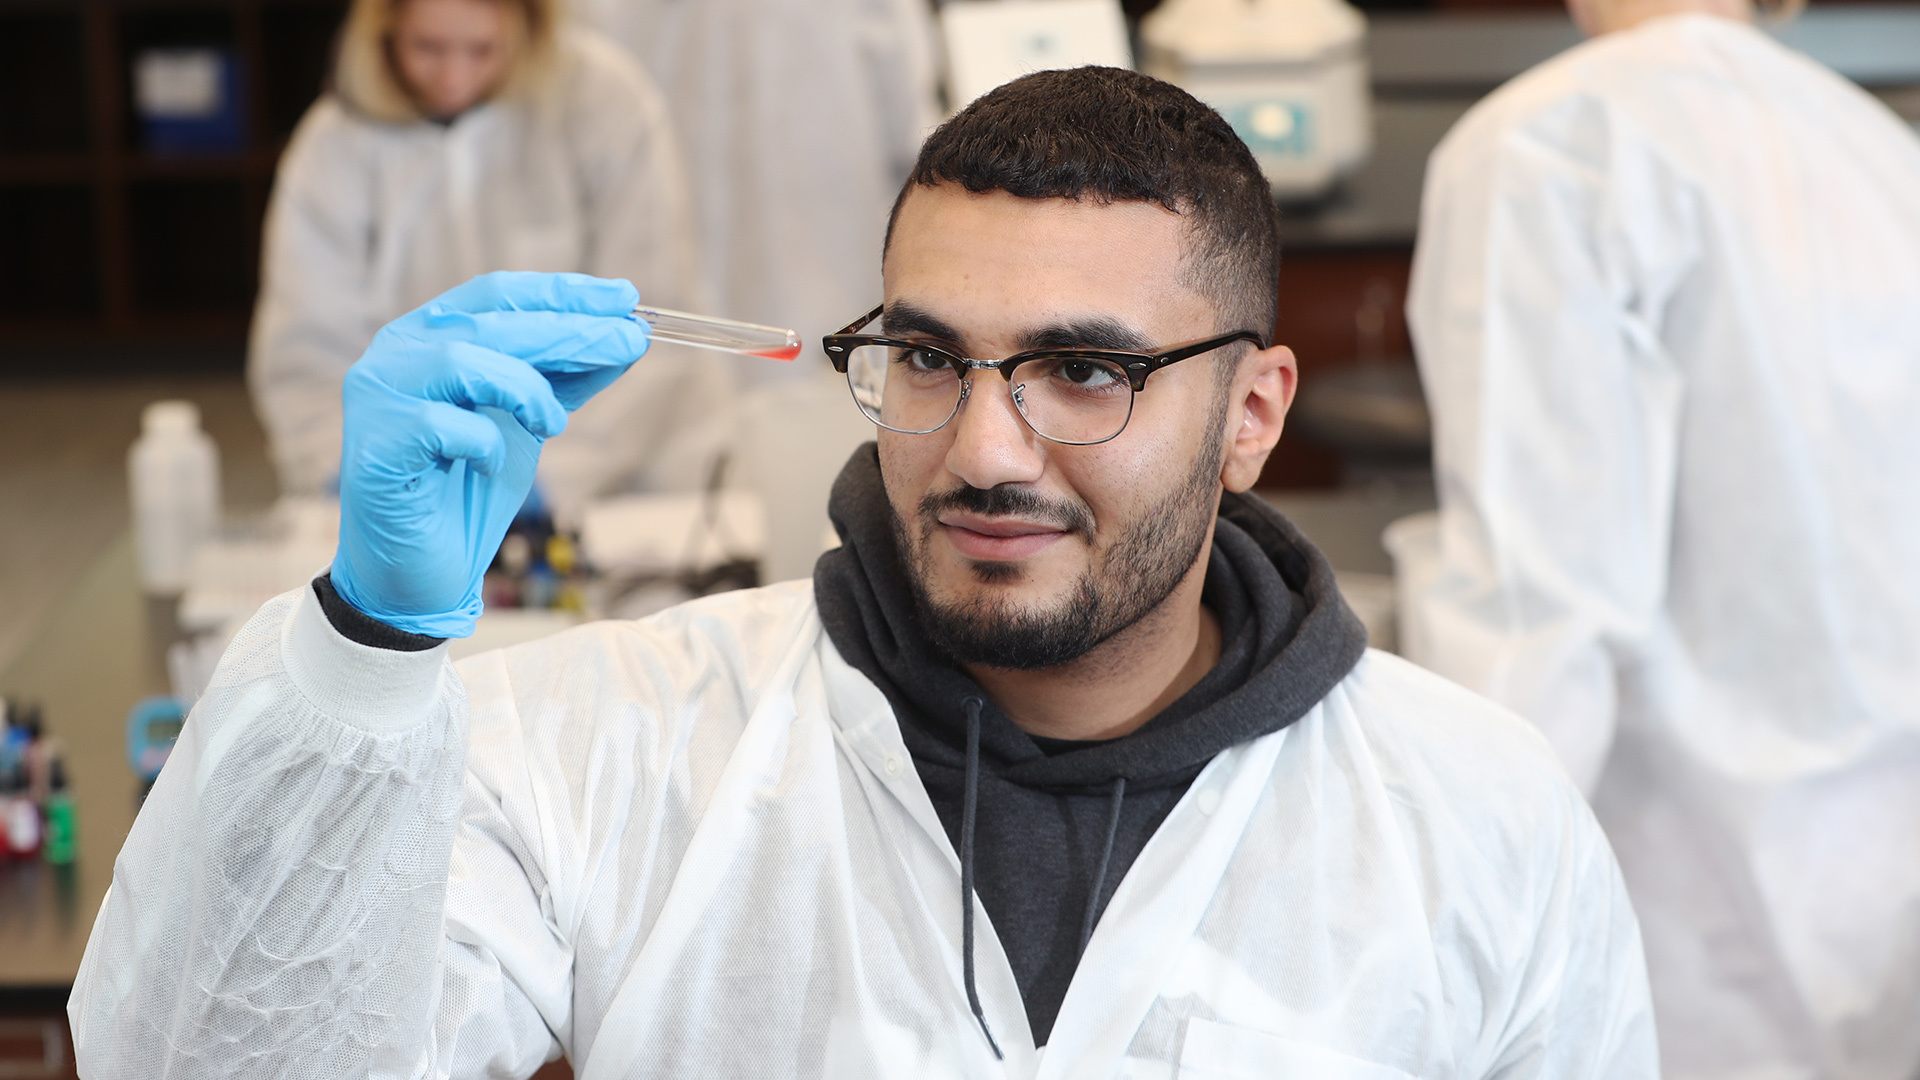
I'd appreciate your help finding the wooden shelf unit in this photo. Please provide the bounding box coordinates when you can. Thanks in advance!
[0,0,346,359]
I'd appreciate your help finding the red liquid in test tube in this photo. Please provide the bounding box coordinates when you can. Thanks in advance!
[633,305,802,363]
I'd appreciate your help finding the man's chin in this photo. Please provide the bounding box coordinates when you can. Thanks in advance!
[923,575,1057,616]
[928,550,1062,592]
[956,558,1024,586]
[912,574,1109,671]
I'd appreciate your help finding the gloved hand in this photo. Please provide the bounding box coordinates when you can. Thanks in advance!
[329,271,649,637]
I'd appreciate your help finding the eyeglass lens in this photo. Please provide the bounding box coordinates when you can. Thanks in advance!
[843,344,1134,445]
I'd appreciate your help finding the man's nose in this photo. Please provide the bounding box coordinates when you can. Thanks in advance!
[942,373,1045,491]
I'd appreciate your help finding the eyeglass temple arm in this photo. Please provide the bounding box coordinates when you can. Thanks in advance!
[831,304,886,337]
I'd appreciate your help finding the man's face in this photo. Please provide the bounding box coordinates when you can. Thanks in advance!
[878,185,1239,670]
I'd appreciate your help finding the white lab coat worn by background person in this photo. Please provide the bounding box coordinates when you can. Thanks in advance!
[574,0,940,378]
[1405,15,1920,1079]
[69,578,1654,1078]
[249,28,734,521]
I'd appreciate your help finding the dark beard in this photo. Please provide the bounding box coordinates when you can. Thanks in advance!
[893,408,1228,671]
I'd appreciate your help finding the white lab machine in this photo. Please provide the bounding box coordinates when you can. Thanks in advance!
[1141,0,1373,199]
[939,0,1134,111]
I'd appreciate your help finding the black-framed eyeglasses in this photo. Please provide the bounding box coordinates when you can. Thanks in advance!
[822,304,1267,446]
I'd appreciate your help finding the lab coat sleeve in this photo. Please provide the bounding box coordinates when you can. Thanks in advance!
[534,33,736,521]
[1404,104,1695,792]
[1479,787,1659,1077]
[68,587,569,1079]
[247,102,381,496]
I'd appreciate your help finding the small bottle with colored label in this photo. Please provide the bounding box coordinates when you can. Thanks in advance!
[43,758,75,866]
[3,766,40,859]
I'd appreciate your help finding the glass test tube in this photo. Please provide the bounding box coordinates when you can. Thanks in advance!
[632,305,802,362]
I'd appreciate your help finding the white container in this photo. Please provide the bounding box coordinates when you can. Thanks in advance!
[738,375,875,585]
[1142,0,1372,199]
[129,400,221,595]
[1382,511,1441,663]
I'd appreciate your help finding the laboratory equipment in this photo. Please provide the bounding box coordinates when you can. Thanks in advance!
[127,696,186,790]
[738,381,907,585]
[631,306,802,362]
[134,47,245,153]
[3,768,40,859]
[938,0,1132,111]
[43,760,75,866]
[1141,0,1372,199]
[1383,512,1439,664]
[129,400,221,595]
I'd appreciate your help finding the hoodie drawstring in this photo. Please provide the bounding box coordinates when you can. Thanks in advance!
[960,697,1004,1060]
[1077,776,1128,958]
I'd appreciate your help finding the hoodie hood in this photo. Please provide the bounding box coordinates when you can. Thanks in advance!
[813,443,1368,793]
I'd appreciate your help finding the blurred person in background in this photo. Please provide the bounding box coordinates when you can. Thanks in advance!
[1404,0,1920,1073]
[249,0,733,525]
[574,0,940,380]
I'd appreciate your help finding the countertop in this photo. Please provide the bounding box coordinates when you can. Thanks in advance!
[1277,4,1920,252]
[0,537,172,1000]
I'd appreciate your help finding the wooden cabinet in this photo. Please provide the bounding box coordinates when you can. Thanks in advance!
[1259,247,1417,489]
[0,1007,76,1079]
[0,0,347,363]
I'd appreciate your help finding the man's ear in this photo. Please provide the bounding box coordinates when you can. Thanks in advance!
[1220,345,1298,493]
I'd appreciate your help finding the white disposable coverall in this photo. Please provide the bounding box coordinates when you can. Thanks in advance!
[1405,15,1920,1079]
[71,581,1656,1078]
[248,29,733,518]
[573,0,940,379]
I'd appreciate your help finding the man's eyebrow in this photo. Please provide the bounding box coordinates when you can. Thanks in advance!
[1019,317,1154,354]
[881,302,965,344]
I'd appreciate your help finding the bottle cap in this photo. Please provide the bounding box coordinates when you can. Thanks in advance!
[142,400,201,435]
[547,534,576,576]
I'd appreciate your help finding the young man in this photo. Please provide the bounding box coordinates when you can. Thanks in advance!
[72,68,1655,1078]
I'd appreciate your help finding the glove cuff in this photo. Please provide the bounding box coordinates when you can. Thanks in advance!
[313,575,444,651]
[327,564,485,639]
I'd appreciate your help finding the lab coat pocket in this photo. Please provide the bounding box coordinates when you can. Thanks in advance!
[1178,1018,1415,1080]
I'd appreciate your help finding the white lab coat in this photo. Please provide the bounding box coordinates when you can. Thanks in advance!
[71,580,1655,1078]
[248,29,734,521]
[1405,15,1920,1079]
[573,0,940,378]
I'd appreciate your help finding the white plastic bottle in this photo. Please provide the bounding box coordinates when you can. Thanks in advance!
[128,400,221,595]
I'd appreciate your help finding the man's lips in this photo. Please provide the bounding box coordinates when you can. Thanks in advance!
[936,512,1070,561]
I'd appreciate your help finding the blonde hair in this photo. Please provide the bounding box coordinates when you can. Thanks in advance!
[332,0,562,123]
[1756,0,1807,22]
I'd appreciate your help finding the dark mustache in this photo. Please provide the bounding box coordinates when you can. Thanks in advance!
[919,484,1095,538]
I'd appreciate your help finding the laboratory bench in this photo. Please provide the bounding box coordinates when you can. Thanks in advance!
[0,531,579,1074]
[0,537,167,1077]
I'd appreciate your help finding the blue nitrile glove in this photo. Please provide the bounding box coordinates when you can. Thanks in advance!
[329,271,649,637]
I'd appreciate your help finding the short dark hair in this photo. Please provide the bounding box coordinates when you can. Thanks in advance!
[885,66,1279,342]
